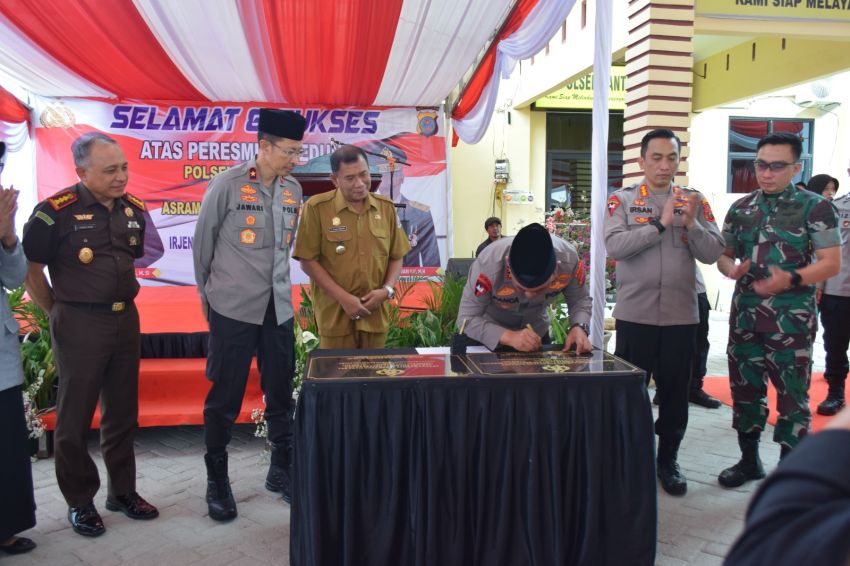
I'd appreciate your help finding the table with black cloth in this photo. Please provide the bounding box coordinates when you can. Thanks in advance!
[291,348,656,566]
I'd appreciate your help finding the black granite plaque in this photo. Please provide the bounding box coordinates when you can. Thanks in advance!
[307,353,472,380]
[463,350,640,376]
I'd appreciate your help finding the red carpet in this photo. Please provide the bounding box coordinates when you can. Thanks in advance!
[42,283,437,431]
[703,372,835,433]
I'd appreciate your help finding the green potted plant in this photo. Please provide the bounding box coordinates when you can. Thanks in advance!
[7,286,56,441]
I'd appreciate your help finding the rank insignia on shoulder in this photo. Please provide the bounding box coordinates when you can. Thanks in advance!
[48,190,78,211]
[639,185,649,198]
[249,167,257,180]
[125,192,146,211]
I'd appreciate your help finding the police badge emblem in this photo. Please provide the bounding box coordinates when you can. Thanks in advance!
[417,110,438,137]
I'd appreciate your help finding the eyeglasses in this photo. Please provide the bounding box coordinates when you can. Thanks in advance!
[753,160,796,172]
[271,144,305,159]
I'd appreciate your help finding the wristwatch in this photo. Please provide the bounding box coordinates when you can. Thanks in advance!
[384,285,396,300]
[789,271,802,288]
[649,218,666,234]
[570,322,590,335]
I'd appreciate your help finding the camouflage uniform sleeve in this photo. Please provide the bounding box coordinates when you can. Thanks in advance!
[456,259,503,350]
[562,259,592,326]
[808,199,841,250]
[685,192,725,264]
[22,202,60,265]
[603,191,662,260]
[721,205,739,255]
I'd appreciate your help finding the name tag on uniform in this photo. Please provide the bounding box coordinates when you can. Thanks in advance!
[329,226,348,233]
[74,223,96,231]
[127,221,141,229]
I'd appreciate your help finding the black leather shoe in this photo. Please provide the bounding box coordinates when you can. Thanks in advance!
[0,537,36,554]
[817,395,845,416]
[657,460,687,496]
[266,463,292,504]
[68,503,105,537]
[690,388,722,409]
[105,492,159,520]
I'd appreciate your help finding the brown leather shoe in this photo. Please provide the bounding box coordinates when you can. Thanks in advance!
[68,503,105,537]
[105,492,159,520]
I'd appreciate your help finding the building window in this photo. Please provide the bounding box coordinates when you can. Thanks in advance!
[545,112,624,213]
[727,117,813,193]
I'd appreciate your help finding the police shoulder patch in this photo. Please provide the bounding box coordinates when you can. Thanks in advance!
[474,274,493,297]
[702,199,715,222]
[607,195,621,216]
[47,190,78,211]
[125,192,146,211]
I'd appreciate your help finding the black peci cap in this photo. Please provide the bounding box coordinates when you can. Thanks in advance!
[509,223,556,288]
[258,109,306,141]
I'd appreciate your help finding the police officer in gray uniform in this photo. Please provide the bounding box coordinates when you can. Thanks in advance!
[604,128,724,496]
[816,190,850,415]
[458,223,592,353]
[193,109,305,521]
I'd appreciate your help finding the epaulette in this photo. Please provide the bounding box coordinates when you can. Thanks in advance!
[371,192,393,204]
[125,192,146,211]
[408,199,430,212]
[310,191,336,204]
[47,190,78,211]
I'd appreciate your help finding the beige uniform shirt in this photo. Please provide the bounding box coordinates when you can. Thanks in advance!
[193,159,301,325]
[604,181,724,326]
[824,193,850,297]
[293,189,410,337]
[457,235,592,350]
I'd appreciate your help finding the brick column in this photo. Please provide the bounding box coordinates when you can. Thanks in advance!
[623,0,695,186]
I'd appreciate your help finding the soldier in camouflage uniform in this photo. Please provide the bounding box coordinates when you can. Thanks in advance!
[717,132,841,488]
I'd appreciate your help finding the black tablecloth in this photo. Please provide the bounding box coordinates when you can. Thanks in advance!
[291,350,656,566]
[140,331,209,358]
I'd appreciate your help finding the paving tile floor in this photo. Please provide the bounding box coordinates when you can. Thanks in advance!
[4,309,828,565]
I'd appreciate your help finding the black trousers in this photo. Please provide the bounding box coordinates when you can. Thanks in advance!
[51,302,140,506]
[204,299,295,460]
[820,294,850,382]
[692,292,711,387]
[0,385,36,540]
[615,320,697,442]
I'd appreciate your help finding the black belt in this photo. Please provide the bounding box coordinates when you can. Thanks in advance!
[61,301,131,313]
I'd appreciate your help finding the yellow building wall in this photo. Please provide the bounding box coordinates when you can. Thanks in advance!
[693,37,850,111]
[450,107,548,258]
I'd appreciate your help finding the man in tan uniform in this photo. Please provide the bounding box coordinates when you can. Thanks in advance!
[293,144,409,349]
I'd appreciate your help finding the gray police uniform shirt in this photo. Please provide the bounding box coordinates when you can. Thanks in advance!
[193,158,301,325]
[457,235,592,350]
[0,241,26,391]
[824,193,850,297]
[696,265,706,295]
[604,181,724,326]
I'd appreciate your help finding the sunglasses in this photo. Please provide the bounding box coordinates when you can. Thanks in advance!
[753,160,796,172]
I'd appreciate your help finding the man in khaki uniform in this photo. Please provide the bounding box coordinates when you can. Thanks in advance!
[294,145,409,348]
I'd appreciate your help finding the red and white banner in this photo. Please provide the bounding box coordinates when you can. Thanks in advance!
[31,97,448,285]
